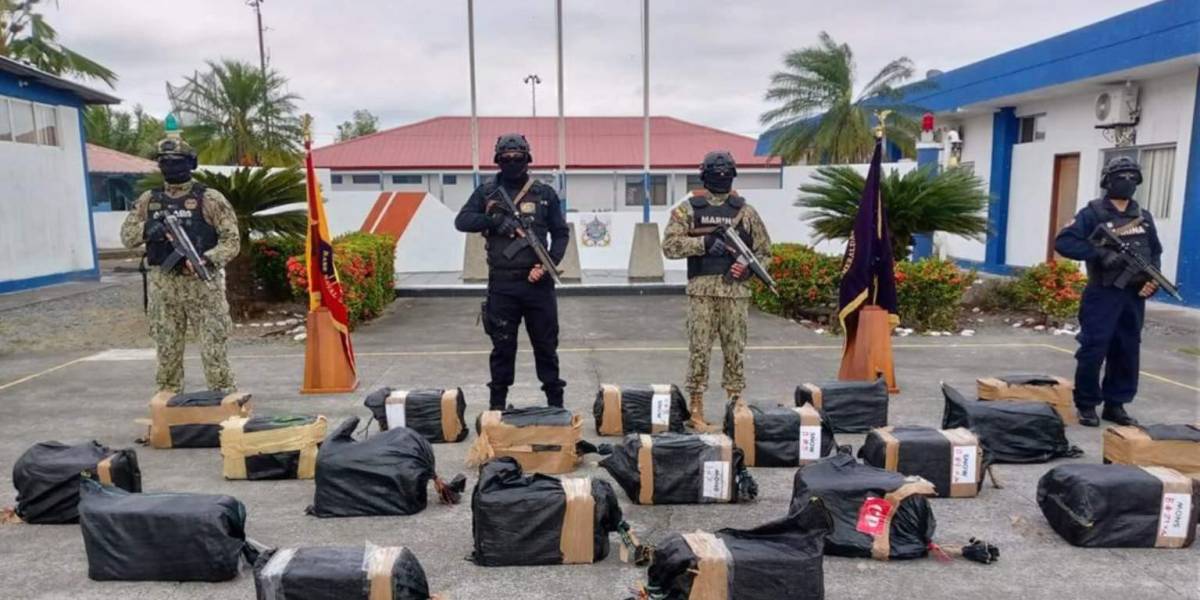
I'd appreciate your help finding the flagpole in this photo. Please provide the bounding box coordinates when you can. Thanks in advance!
[555,0,567,209]
[467,0,480,187]
[640,0,650,224]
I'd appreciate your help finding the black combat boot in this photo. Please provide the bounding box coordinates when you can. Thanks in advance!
[546,388,564,409]
[1101,404,1138,426]
[1077,405,1100,427]
[489,386,508,411]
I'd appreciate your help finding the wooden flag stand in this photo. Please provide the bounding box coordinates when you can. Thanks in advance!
[838,305,899,393]
[301,307,358,394]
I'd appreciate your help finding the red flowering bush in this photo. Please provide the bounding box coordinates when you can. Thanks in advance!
[1012,260,1087,323]
[251,236,305,300]
[894,258,975,331]
[751,244,842,323]
[287,232,398,328]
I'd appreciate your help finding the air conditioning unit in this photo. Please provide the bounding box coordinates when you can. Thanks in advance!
[1094,85,1140,127]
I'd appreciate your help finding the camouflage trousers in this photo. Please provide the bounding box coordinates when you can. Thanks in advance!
[147,270,236,393]
[685,295,748,395]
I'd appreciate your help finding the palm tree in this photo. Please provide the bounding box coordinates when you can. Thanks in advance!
[84,105,161,158]
[798,165,990,260]
[760,32,926,164]
[170,59,302,167]
[0,0,116,86]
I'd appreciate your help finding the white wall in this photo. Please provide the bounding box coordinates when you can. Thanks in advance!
[935,68,1197,276]
[0,103,96,283]
[936,113,993,262]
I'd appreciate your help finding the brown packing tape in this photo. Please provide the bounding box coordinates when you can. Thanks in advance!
[650,384,673,434]
[440,389,461,442]
[470,412,583,474]
[870,478,936,561]
[148,391,252,449]
[638,435,655,505]
[559,477,596,564]
[731,400,756,467]
[977,377,1076,424]
[219,416,327,480]
[148,391,173,448]
[873,427,899,472]
[802,384,822,410]
[1104,427,1200,477]
[681,532,731,600]
[1142,466,1194,549]
[600,385,624,436]
[366,545,403,600]
[940,428,983,498]
[96,455,114,485]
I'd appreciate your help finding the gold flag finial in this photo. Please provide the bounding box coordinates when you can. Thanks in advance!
[874,110,892,139]
[301,114,313,143]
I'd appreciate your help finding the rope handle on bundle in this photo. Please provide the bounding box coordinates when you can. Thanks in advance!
[928,538,1000,565]
[617,521,653,566]
[434,473,467,505]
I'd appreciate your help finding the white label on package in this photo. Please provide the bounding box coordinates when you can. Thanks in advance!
[951,445,978,484]
[385,392,406,429]
[1160,493,1192,539]
[702,461,730,500]
[651,393,671,426]
[799,425,822,460]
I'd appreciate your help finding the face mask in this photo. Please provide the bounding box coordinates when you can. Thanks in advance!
[159,157,193,184]
[1105,178,1137,200]
[498,156,529,182]
[703,174,734,194]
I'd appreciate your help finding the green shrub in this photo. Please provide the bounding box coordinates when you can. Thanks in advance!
[285,232,398,328]
[894,258,975,331]
[250,236,304,301]
[1011,260,1087,323]
[751,243,842,323]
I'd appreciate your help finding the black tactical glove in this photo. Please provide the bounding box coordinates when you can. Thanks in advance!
[143,220,167,243]
[1098,248,1125,269]
[704,233,730,256]
[491,213,519,238]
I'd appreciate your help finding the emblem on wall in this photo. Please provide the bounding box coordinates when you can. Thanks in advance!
[581,214,612,247]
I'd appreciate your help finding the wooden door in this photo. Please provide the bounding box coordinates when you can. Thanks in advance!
[1048,154,1080,261]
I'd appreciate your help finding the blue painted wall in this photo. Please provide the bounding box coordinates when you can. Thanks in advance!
[0,70,85,109]
[985,108,1018,267]
[1174,68,1200,306]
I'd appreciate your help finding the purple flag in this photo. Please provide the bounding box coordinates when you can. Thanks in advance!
[837,139,898,333]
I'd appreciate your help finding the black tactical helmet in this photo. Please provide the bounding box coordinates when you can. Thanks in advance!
[494,133,532,163]
[1100,156,1143,189]
[700,150,737,179]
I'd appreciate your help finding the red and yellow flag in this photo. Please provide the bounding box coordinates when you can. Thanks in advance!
[304,137,356,372]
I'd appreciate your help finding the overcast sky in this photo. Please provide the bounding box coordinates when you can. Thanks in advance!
[54,0,1154,145]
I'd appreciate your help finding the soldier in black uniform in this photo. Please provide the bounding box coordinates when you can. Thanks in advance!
[1054,157,1162,427]
[455,134,570,410]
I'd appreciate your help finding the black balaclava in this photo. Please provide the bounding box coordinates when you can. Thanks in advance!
[702,173,734,194]
[1105,175,1138,201]
[498,155,530,183]
[159,156,195,185]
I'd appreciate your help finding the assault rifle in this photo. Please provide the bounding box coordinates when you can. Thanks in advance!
[494,185,563,285]
[162,214,215,285]
[1089,223,1181,301]
[690,225,779,295]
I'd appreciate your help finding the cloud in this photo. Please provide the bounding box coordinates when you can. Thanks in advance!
[52,0,1154,145]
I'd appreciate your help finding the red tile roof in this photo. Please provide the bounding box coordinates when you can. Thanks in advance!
[86,143,158,174]
[312,116,777,171]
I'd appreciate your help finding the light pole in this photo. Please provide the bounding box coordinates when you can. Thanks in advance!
[524,74,542,117]
[247,0,269,141]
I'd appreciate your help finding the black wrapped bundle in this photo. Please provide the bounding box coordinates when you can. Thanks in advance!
[1038,464,1200,549]
[308,417,439,518]
[253,544,432,600]
[79,478,254,581]
[858,426,986,498]
[599,433,755,505]
[645,499,833,600]
[147,389,252,448]
[466,406,585,474]
[470,457,622,566]
[789,454,936,560]
[941,383,1081,464]
[363,387,468,443]
[794,378,888,433]
[593,384,689,435]
[10,441,140,524]
[724,401,837,467]
[220,414,328,480]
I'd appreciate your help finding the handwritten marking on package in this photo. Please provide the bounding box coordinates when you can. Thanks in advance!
[1160,493,1192,539]
[702,461,730,500]
[951,446,978,484]
[651,393,671,427]
[799,426,821,460]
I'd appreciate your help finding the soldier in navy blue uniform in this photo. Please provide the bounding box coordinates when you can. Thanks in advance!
[455,134,570,410]
[1054,157,1162,427]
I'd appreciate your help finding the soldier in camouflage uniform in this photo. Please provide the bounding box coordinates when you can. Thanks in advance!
[120,136,240,393]
[662,151,771,431]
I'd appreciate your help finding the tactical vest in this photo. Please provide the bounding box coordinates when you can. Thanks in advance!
[686,193,753,280]
[144,184,219,269]
[1085,198,1154,289]
[484,179,554,271]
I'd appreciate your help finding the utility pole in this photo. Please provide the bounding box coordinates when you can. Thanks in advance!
[248,0,270,145]
[641,0,650,223]
[555,0,566,207]
[524,74,542,117]
[467,0,479,187]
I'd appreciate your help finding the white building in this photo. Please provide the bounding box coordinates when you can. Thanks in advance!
[0,57,119,293]
[312,116,781,213]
